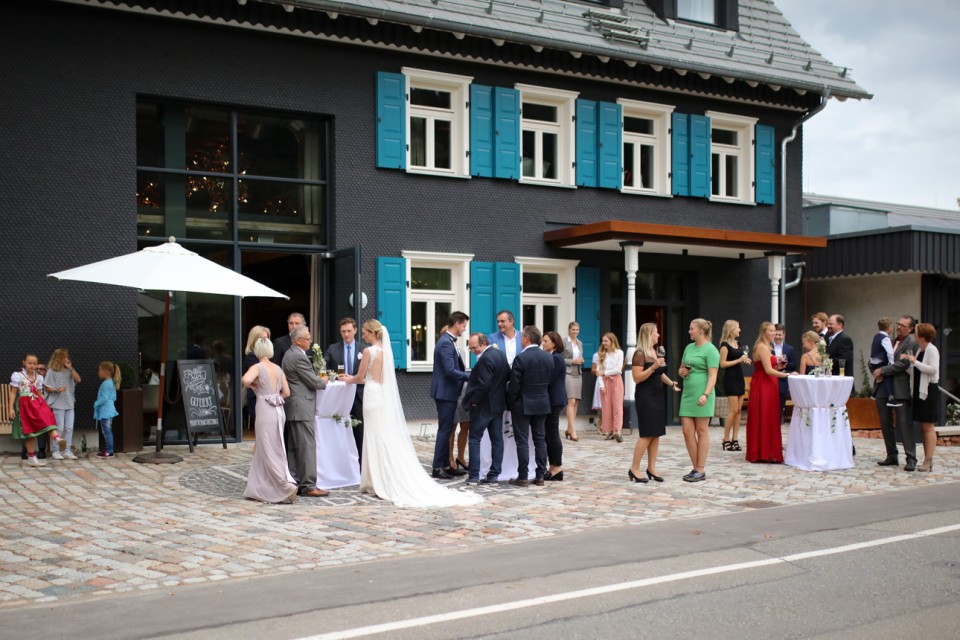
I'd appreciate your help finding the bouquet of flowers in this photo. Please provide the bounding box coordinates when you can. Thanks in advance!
[332,413,361,428]
[815,338,833,377]
[309,343,327,375]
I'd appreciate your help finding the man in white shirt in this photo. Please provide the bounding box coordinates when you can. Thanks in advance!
[487,310,523,366]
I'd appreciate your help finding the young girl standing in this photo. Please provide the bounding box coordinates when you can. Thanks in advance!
[44,348,82,459]
[94,361,121,458]
[9,353,61,467]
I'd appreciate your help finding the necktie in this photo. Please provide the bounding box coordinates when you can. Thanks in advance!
[345,344,352,375]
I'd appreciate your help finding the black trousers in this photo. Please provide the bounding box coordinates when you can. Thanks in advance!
[544,405,564,467]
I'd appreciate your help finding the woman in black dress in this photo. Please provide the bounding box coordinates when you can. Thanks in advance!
[628,323,680,483]
[718,319,751,451]
[904,322,940,472]
[542,331,568,481]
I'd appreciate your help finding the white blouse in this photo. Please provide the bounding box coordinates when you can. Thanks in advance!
[598,350,624,377]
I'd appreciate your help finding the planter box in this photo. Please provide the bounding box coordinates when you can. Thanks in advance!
[847,397,880,430]
[100,388,144,453]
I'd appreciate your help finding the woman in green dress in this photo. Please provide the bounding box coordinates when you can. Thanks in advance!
[677,318,720,482]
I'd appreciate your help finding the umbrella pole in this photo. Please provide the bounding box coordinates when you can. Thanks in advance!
[134,290,183,464]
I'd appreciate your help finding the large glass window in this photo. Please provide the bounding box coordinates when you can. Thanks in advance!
[516,258,578,337]
[136,101,329,245]
[403,68,471,177]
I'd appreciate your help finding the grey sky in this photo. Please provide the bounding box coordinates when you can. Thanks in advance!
[776,0,960,210]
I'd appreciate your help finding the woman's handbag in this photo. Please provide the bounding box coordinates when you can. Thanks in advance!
[713,394,729,418]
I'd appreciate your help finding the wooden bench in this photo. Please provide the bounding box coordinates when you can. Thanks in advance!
[0,383,13,435]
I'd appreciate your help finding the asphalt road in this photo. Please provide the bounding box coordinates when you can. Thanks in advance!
[8,483,959,640]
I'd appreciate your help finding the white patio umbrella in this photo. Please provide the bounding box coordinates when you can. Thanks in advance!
[49,236,288,463]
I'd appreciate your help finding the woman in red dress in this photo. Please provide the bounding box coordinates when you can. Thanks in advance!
[745,322,793,463]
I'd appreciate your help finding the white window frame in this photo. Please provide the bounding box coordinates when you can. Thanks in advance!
[706,111,756,204]
[677,0,716,25]
[515,257,579,336]
[402,68,472,178]
[515,84,578,187]
[618,99,674,197]
[402,250,472,372]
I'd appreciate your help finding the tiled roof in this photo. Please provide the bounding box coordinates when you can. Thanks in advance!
[261,0,869,100]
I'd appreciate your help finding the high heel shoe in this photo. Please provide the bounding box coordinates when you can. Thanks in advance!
[730,440,741,451]
[569,434,579,441]
[605,432,615,440]
[615,433,623,443]
[545,470,564,481]
[917,458,934,472]
[455,458,468,470]
[628,469,649,483]
[564,432,572,440]
[646,469,663,482]
[722,440,731,451]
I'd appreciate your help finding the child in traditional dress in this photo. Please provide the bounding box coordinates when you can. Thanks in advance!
[10,353,61,467]
[94,361,121,458]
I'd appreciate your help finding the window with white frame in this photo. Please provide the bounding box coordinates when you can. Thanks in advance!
[516,257,579,336]
[402,68,472,177]
[678,0,716,24]
[706,111,756,203]
[516,84,578,187]
[403,250,472,372]
[618,99,674,196]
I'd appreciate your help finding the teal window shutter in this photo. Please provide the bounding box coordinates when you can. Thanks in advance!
[469,261,495,365]
[689,114,710,198]
[671,113,690,196]
[755,124,776,205]
[470,262,496,338]
[575,266,601,368]
[493,262,521,322]
[376,72,406,170]
[470,85,494,178]
[576,99,598,187]
[376,256,408,368]
[597,101,623,189]
[494,87,521,180]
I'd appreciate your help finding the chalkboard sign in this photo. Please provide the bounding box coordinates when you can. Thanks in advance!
[161,359,227,452]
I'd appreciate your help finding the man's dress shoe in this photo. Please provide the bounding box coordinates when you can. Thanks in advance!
[508,478,529,487]
[432,468,454,479]
[302,488,329,497]
[876,457,899,466]
[445,466,466,477]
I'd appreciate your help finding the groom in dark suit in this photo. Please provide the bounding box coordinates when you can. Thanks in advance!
[507,325,553,487]
[825,314,854,376]
[773,324,797,420]
[430,311,471,479]
[281,325,328,497]
[325,317,366,468]
[462,332,510,485]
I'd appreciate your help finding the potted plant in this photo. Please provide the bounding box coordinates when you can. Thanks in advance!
[846,352,880,430]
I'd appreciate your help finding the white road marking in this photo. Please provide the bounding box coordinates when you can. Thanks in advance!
[297,523,960,640]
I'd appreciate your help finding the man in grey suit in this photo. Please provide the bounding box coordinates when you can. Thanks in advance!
[507,325,553,487]
[325,317,366,469]
[282,325,329,497]
[874,315,919,471]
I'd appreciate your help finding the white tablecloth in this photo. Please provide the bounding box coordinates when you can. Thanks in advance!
[479,411,538,481]
[785,376,855,471]
[314,381,360,489]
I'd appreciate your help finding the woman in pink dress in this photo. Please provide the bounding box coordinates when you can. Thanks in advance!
[745,322,793,463]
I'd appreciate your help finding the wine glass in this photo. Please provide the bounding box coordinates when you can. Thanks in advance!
[656,346,666,358]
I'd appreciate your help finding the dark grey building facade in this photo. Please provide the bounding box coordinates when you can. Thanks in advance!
[1,0,868,442]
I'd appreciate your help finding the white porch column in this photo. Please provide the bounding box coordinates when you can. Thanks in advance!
[767,253,784,324]
[623,244,640,406]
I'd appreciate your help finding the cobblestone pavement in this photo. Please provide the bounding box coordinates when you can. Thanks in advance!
[1,424,957,610]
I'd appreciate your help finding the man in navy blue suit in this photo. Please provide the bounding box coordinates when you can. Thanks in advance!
[430,311,471,479]
[507,325,553,487]
[462,332,510,485]
[773,323,796,421]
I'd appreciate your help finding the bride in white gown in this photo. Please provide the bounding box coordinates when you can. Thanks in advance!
[342,320,482,508]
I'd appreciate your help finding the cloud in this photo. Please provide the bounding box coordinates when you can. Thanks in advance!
[777,0,960,209]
